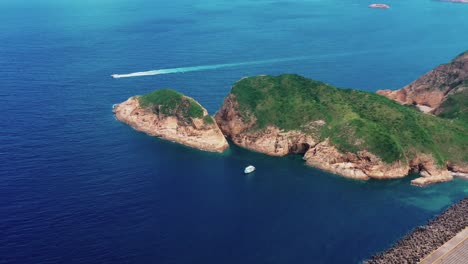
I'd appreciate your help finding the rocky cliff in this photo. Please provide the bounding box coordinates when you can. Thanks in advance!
[377,51,468,117]
[114,89,228,153]
[215,93,319,157]
[215,74,467,185]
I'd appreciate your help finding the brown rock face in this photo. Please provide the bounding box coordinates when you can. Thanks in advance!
[214,94,256,139]
[114,97,229,153]
[215,94,317,156]
[377,51,468,113]
[303,139,409,180]
[302,140,453,185]
[409,154,453,186]
[215,94,455,185]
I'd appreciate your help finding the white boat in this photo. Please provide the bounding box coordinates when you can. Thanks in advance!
[244,165,256,174]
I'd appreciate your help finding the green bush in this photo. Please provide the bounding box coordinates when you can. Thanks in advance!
[138,89,204,121]
[437,88,468,122]
[203,115,215,125]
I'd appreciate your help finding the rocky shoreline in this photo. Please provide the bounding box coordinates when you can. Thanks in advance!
[364,198,468,264]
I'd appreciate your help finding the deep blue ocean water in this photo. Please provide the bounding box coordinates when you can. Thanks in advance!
[1,0,468,263]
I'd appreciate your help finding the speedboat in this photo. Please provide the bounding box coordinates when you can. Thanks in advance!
[244,165,256,174]
[368,3,390,8]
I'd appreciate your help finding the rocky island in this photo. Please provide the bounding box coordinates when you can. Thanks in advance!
[214,73,467,186]
[115,52,467,186]
[113,89,228,153]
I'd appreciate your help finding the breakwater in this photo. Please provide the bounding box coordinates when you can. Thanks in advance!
[365,198,468,263]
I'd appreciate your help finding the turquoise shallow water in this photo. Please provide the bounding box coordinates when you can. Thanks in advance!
[1,0,467,263]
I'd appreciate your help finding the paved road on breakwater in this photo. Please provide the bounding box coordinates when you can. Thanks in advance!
[419,228,468,264]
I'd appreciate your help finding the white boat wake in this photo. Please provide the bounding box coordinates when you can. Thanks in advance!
[111,50,379,79]
[111,56,311,78]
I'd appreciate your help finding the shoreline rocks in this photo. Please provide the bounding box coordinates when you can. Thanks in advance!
[303,139,406,180]
[364,198,468,264]
[303,140,455,185]
[113,96,228,153]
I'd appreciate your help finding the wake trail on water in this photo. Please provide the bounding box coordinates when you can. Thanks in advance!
[111,57,310,78]
[111,50,377,78]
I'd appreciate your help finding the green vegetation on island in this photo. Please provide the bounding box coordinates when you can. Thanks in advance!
[437,87,468,122]
[231,74,468,165]
[203,115,215,124]
[138,89,209,123]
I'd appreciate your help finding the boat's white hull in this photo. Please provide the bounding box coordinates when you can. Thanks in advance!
[244,166,256,174]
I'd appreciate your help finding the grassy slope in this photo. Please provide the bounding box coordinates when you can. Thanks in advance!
[435,50,468,121]
[138,89,207,122]
[437,86,468,122]
[231,74,467,165]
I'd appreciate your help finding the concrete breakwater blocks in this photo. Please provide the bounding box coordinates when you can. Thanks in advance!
[365,198,468,264]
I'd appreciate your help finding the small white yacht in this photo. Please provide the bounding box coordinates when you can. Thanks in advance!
[244,165,256,174]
